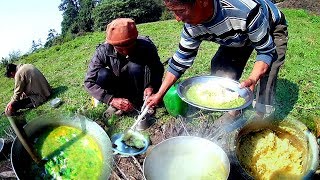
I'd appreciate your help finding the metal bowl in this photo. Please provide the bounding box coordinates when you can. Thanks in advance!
[143,136,230,180]
[177,75,253,111]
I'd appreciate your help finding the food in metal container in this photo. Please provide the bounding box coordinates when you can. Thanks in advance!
[31,126,103,179]
[185,83,245,109]
[122,130,146,149]
[237,129,304,179]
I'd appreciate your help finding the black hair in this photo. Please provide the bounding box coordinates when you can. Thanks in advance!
[5,63,17,78]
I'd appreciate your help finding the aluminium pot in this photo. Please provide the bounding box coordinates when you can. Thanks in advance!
[11,114,113,180]
[143,136,230,180]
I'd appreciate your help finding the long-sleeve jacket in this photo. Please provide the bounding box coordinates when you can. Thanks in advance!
[11,64,51,106]
[84,36,164,104]
[168,0,285,78]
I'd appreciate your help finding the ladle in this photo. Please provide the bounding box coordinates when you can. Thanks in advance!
[7,115,42,164]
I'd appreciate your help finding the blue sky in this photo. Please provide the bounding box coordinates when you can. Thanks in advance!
[0,0,62,58]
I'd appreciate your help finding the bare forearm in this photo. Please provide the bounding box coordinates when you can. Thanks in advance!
[240,61,269,91]
[249,61,269,83]
[156,71,178,97]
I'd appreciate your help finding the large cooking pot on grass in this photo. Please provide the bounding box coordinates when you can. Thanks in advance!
[11,114,113,179]
[143,136,230,180]
[229,119,319,179]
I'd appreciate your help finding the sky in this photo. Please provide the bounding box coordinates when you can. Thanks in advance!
[0,0,63,59]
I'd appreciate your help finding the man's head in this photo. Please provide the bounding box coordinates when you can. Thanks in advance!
[5,63,17,78]
[164,0,213,25]
[106,18,138,55]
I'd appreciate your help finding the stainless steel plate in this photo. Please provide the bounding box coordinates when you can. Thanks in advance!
[111,132,149,156]
[177,75,253,111]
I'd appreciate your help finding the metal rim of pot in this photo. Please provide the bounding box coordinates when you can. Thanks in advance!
[10,114,113,179]
[143,136,231,180]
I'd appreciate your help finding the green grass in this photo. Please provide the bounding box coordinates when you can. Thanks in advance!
[0,9,319,137]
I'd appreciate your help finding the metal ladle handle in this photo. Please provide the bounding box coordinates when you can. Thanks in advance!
[7,116,42,164]
[130,106,149,130]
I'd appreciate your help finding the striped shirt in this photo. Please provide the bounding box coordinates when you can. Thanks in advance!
[168,0,284,78]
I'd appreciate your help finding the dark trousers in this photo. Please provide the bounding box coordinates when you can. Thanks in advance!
[96,62,147,107]
[211,23,288,114]
[10,98,34,114]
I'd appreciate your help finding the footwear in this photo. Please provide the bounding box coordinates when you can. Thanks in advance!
[102,106,123,121]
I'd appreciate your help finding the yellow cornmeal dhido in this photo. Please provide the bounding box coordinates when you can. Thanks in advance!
[238,129,304,179]
[185,83,245,109]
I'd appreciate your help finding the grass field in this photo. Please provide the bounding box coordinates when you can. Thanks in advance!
[0,9,319,138]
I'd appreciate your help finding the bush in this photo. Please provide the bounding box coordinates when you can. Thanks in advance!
[93,0,162,31]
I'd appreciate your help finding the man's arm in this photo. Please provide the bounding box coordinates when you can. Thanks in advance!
[240,61,269,91]
[84,46,113,104]
[241,5,276,90]
[167,24,202,78]
[11,73,26,102]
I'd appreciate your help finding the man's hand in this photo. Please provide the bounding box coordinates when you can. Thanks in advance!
[144,87,153,99]
[239,78,257,92]
[5,102,14,116]
[109,98,134,112]
[239,61,269,91]
[146,92,163,109]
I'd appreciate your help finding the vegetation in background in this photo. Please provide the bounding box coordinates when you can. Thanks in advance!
[0,9,319,138]
[92,0,162,31]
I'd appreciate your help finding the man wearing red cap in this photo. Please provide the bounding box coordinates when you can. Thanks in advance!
[84,18,164,118]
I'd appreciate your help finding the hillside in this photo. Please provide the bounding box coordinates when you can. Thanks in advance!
[0,8,320,138]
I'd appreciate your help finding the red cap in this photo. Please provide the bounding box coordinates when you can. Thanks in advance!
[106,18,138,45]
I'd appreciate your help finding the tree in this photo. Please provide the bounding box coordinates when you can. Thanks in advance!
[44,29,59,48]
[93,0,162,31]
[77,0,95,33]
[59,0,80,35]
[30,39,42,53]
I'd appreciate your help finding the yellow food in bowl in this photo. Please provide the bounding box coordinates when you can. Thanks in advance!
[238,129,304,180]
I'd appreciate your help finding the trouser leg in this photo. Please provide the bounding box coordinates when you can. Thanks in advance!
[96,64,146,107]
[125,62,146,107]
[255,23,288,115]
[211,45,253,80]
[10,98,34,115]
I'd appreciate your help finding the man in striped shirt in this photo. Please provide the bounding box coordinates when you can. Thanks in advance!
[147,0,288,122]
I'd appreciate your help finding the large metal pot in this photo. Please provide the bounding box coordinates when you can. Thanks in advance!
[228,119,319,179]
[143,136,230,180]
[11,114,113,180]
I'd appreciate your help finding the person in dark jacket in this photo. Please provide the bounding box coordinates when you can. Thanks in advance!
[84,18,164,117]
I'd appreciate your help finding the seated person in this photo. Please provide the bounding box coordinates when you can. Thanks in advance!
[84,18,164,118]
[4,63,52,116]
